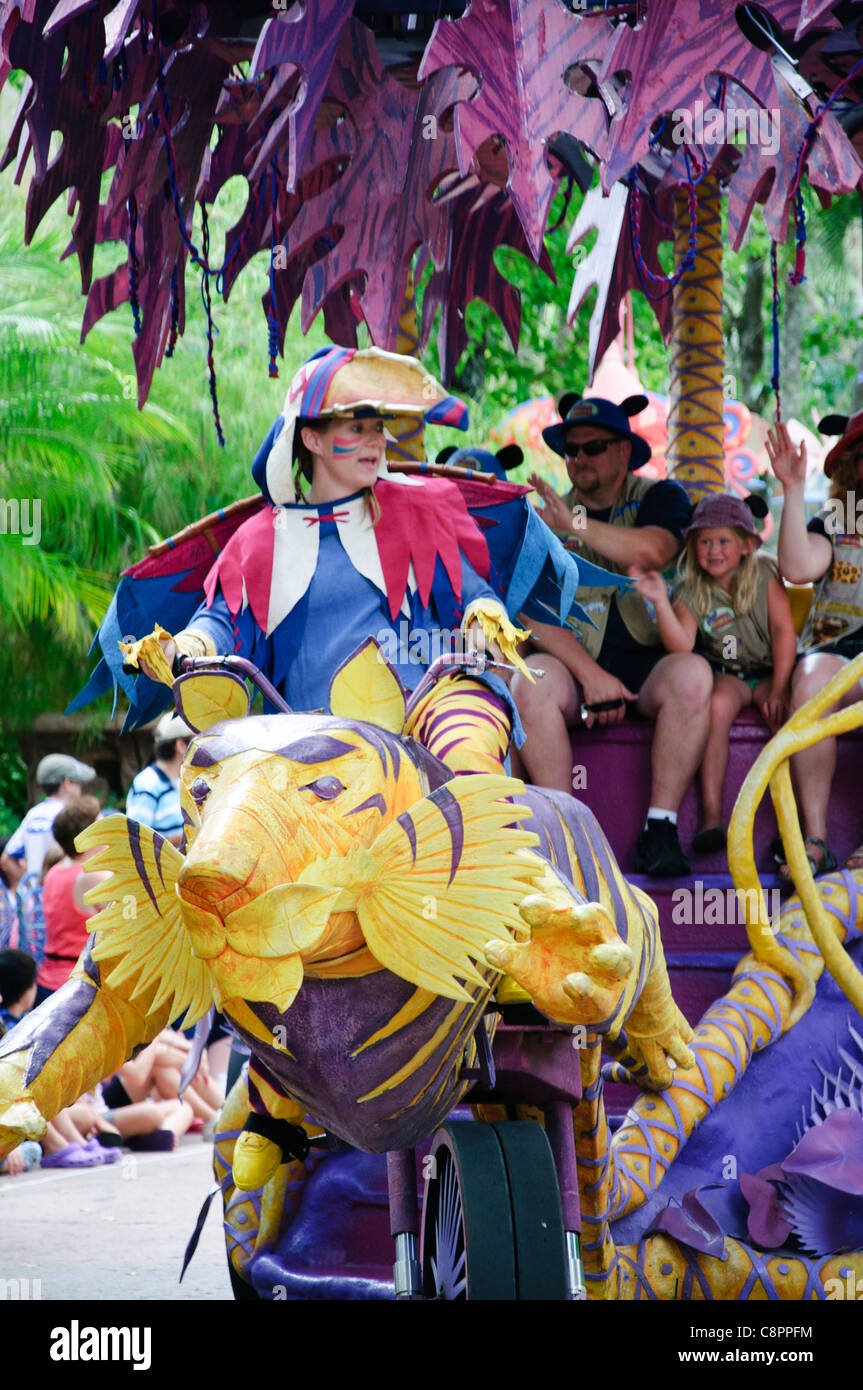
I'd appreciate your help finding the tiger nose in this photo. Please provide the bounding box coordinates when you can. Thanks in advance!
[177,833,262,914]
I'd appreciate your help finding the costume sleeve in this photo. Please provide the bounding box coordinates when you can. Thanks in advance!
[459,551,506,617]
[176,588,237,657]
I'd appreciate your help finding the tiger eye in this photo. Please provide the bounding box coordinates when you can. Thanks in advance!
[304,776,344,800]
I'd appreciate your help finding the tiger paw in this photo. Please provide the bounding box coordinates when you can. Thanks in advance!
[485,897,633,1026]
[232,1132,282,1191]
[625,1011,696,1090]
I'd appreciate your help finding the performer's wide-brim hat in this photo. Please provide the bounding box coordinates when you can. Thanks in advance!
[822,409,863,479]
[256,346,469,505]
[542,395,651,471]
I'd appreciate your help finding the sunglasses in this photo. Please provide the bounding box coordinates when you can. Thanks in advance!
[564,437,618,459]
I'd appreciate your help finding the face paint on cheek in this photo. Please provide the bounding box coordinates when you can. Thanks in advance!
[332,436,362,456]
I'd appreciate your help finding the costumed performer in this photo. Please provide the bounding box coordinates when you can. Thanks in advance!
[72,346,633,1188]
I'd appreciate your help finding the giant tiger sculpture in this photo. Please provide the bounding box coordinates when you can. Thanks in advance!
[1,644,862,1301]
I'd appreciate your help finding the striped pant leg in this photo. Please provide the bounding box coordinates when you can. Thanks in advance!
[404,674,512,775]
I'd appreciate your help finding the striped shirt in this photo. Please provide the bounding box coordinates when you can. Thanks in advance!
[125,764,182,839]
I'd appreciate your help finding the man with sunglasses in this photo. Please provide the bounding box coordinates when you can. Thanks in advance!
[512,396,712,878]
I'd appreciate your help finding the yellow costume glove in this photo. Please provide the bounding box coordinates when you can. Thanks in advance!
[119,624,176,687]
[119,625,216,687]
[462,599,533,681]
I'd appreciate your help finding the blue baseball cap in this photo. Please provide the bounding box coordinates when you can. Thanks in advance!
[543,395,651,471]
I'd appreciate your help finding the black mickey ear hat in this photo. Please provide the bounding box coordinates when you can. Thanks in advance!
[494,444,524,472]
[743,493,769,520]
[820,409,863,479]
[818,414,849,435]
[435,444,524,476]
[557,392,648,420]
[543,394,651,469]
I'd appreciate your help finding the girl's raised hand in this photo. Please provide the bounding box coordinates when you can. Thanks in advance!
[628,567,669,607]
[529,473,572,532]
[765,423,806,490]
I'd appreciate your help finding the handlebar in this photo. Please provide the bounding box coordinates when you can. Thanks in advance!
[172,649,544,722]
[176,654,292,713]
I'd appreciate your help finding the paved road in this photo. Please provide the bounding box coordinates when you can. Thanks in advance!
[0,1136,232,1301]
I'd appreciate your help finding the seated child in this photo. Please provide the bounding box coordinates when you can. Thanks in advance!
[633,493,797,852]
[0,948,120,1169]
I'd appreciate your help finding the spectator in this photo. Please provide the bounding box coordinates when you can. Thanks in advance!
[0,949,119,1170]
[1,753,96,891]
[0,947,37,1029]
[514,395,711,877]
[16,845,63,967]
[0,838,16,949]
[768,416,863,879]
[36,796,109,1004]
[632,494,796,853]
[125,712,192,848]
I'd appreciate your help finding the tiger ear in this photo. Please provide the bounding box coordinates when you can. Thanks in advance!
[328,638,407,734]
[174,670,251,733]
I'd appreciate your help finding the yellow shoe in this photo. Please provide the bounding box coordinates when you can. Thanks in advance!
[495,974,532,1005]
[232,1131,282,1191]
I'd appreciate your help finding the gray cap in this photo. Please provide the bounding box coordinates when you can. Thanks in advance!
[36,753,97,787]
[155,711,193,744]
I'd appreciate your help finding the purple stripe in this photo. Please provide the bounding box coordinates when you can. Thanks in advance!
[396,810,418,865]
[348,794,387,818]
[405,741,452,791]
[277,736,355,763]
[432,737,471,761]
[0,975,100,1086]
[429,786,463,885]
[525,794,574,878]
[428,705,508,734]
[415,708,457,738]
[153,831,170,892]
[130,821,160,915]
[190,744,220,767]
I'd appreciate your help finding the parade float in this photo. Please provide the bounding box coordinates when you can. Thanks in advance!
[1,0,863,1301]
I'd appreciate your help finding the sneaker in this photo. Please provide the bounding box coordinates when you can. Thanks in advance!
[635,818,690,877]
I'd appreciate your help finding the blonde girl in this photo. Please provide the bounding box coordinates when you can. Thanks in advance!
[633,493,797,853]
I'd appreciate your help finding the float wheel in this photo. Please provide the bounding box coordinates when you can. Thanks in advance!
[419,1120,566,1300]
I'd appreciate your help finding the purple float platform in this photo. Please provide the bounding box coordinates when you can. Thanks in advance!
[571,709,863,1110]
[572,708,863,879]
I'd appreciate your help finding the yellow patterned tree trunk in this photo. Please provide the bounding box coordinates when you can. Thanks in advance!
[387,269,426,464]
[666,175,725,501]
